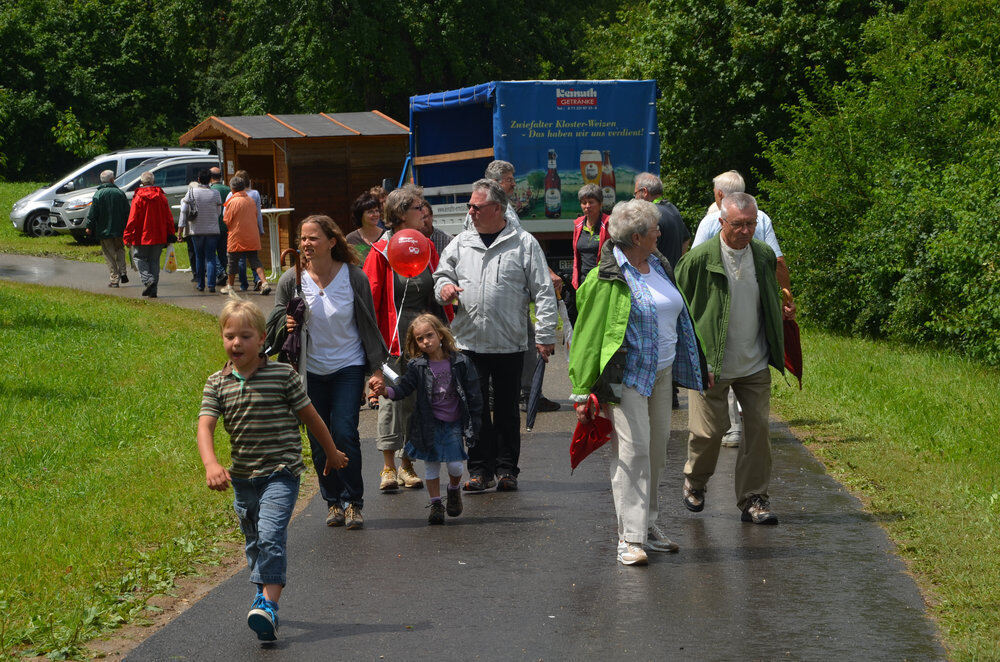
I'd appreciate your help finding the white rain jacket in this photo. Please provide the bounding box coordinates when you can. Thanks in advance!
[434,219,557,354]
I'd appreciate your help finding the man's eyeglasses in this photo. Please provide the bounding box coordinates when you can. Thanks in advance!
[467,201,497,212]
[406,201,427,212]
[723,219,757,231]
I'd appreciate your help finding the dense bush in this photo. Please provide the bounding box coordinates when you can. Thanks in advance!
[761,0,1000,364]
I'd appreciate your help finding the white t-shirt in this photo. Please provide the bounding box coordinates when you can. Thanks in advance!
[692,208,783,258]
[302,267,366,375]
[719,240,769,379]
[640,266,684,371]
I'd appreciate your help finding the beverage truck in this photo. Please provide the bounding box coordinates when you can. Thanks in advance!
[401,80,660,276]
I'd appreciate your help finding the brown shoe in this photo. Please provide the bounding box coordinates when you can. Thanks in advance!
[326,505,345,527]
[344,504,364,530]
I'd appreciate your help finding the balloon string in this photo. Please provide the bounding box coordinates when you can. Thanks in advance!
[389,277,411,356]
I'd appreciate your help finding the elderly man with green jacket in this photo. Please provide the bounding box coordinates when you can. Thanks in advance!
[86,170,130,287]
[674,192,793,525]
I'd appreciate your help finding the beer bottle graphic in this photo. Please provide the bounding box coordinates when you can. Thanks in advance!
[601,150,616,212]
[544,149,561,218]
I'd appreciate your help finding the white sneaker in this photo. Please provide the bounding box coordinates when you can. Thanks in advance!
[616,540,648,566]
[721,430,742,447]
[646,524,679,553]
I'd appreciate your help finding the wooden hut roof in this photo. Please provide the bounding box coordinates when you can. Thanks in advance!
[179,111,409,146]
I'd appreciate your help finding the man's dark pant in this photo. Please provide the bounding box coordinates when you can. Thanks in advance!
[465,351,523,479]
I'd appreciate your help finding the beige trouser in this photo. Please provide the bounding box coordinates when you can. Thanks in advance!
[609,366,673,545]
[100,237,127,284]
[684,368,772,510]
[376,392,415,453]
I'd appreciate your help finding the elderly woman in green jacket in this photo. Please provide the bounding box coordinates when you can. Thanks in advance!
[568,199,709,567]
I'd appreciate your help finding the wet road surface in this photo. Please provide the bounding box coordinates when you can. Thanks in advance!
[1,254,944,660]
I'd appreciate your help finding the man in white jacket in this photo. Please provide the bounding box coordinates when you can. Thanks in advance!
[434,179,557,492]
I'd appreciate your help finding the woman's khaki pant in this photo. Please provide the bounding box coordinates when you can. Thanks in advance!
[684,368,772,510]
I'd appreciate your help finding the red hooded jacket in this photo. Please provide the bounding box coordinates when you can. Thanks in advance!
[124,186,175,246]
[363,234,452,356]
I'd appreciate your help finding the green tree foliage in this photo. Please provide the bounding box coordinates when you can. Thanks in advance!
[578,0,888,214]
[761,0,1000,365]
[0,0,599,181]
[0,0,215,179]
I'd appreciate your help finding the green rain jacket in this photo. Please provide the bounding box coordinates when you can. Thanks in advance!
[86,183,130,239]
[674,234,784,378]
[568,241,708,405]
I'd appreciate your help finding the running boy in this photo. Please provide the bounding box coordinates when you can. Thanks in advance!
[197,298,348,642]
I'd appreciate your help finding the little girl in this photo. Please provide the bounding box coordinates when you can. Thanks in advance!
[377,313,482,524]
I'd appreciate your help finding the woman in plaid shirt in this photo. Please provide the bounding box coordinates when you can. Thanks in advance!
[568,199,709,566]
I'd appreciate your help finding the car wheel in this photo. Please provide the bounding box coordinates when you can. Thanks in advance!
[24,211,55,237]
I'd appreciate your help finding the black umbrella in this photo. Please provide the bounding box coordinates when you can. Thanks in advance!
[524,351,546,430]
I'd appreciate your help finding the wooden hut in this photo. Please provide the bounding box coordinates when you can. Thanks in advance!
[179,112,409,267]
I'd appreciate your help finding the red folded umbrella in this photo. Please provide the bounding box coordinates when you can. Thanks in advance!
[570,394,613,473]
[782,289,802,389]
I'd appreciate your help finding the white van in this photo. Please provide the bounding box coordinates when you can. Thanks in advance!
[9,147,209,237]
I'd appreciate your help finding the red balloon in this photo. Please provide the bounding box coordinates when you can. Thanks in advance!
[386,229,431,278]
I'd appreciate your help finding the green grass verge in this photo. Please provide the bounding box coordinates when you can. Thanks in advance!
[1,181,191,269]
[771,327,1000,660]
[0,282,238,659]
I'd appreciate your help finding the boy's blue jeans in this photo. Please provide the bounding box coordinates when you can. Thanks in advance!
[231,469,300,587]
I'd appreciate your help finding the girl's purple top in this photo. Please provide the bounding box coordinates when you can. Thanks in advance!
[386,359,460,422]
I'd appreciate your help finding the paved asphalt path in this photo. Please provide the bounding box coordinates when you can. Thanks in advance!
[2,254,944,660]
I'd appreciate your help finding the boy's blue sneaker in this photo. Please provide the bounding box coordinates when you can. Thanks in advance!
[247,597,279,641]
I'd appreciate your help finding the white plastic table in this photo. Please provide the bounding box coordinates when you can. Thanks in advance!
[261,208,294,281]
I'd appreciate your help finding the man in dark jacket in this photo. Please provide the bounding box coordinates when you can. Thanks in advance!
[633,172,690,268]
[86,170,130,287]
[675,192,793,526]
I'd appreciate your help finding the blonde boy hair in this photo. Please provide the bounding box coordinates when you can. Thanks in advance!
[404,313,457,359]
[219,298,266,337]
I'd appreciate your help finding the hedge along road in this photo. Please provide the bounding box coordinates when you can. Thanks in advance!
[1,253,944,660]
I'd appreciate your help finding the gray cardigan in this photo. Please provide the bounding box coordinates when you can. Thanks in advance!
[266,265,389,386]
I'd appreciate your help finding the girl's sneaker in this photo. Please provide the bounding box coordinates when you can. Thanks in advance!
[248,597,279,641]
[446,487,463,517]
[427,500,446,525]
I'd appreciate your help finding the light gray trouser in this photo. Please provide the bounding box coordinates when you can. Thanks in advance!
[132,244,164,287]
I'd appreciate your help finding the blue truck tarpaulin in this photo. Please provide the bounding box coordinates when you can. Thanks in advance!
[408,80,659,220]
[409,82,498,113]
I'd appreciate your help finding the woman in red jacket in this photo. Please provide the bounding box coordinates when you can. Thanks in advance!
[123,171,176,298]
[568,183,610,324]
[363,186,450,492]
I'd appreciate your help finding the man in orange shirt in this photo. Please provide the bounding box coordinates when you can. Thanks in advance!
[221,175,271,295]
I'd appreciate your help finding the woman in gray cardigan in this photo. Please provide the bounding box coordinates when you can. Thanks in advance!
[267,215,388,531]
[179,170,223,292]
